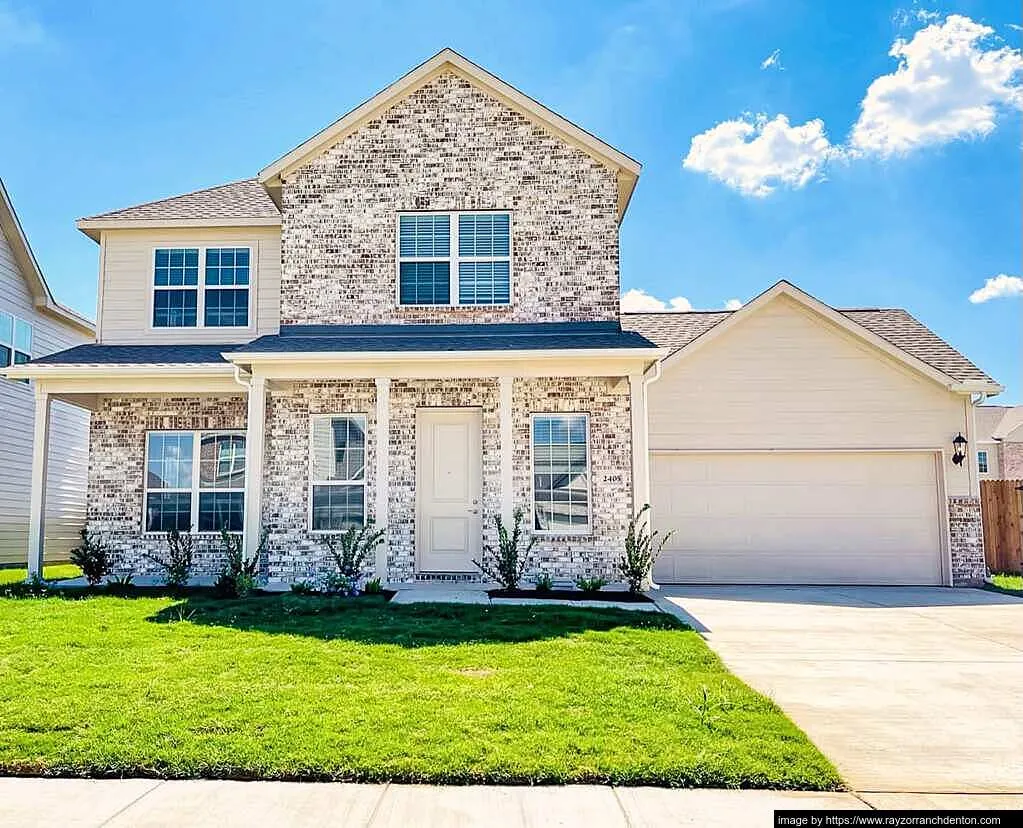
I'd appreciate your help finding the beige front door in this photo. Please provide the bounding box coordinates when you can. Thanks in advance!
[416,408,483,572]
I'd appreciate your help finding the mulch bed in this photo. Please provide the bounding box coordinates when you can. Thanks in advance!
[488,588,653,604]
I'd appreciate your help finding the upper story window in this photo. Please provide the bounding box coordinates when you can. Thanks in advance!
[153,247,250,328]
[397,212,510,307]
[977,450,989,474]
[0,311,32,383]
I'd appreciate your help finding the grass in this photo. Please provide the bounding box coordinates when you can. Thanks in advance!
[0,593,839,789]
[988,572,1022,596]
[0,564,81,586]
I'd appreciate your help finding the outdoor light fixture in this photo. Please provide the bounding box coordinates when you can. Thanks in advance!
[951,432,968,466]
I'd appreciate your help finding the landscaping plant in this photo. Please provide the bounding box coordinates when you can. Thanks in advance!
[534,571,554,593]
[213,527,265,598]
[363,577,384,595]
[69,528,112,586]
[575,575,607,594]
[322,522,386,593]
[290,580,318,595]
[143,529,195,591]
[105,574,134,595]
[473,507,535,590]
[618,503,674,593]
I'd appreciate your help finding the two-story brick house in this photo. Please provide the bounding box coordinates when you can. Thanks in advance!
[12,50,660,586]
[11,49,1003,588]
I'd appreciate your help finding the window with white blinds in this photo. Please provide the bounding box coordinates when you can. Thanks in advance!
[397,212,511,306]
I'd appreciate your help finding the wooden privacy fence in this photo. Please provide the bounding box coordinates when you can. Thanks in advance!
[980,479,1023,574]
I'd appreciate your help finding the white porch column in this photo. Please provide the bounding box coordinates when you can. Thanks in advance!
[629,373,650,517]
[243,375,267,561]
[499,375,514,526]
[27,387,52,577]
[374,377,391,581]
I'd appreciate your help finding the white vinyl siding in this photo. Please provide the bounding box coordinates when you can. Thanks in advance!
[397,211,511,307]
[0,229,91,565]
[97,227,280,344]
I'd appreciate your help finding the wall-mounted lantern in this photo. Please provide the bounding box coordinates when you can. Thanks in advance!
[951,432,968,466]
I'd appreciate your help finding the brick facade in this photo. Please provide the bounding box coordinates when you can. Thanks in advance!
[947,496,985,586]
[999,441,1023,479]
[280,71,621,326]
[86,395,247,579]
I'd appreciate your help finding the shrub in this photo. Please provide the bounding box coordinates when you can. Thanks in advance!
[534,572,554,593]
[69,529,112,586]
[213,527,264,598]
[363,577,384,595]
[104,574,134,595]
[575,575,607,594]
[143,529,195,591]
[618,504,675,593]
[322,522,386,590]
[320,572,358,596]
[0,574,52,598]
[290,580,318,595]
[473,508,535,590]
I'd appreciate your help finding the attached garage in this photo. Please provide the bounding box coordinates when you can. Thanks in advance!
[626,281,1002,587]
[650,451,944,585]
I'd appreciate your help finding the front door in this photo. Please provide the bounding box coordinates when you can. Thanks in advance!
[416,408,483,572]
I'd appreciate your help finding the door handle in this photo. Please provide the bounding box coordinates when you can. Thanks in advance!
[467,507,480,515]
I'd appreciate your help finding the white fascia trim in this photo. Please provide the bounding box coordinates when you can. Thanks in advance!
[75,217,281,242]
[3,363,235,380]
[951,380,1005,395]
[223,347,665,364]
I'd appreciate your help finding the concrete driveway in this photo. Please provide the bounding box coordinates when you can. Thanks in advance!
[657,586,1023,794]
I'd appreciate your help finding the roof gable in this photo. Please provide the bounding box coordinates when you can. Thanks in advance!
[257,48,641,221]
[0,178,94,336]
[624,280,1000,392]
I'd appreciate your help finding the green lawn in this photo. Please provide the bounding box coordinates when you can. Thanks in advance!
[0,564,81,585]
[989,572,1022,596]
[0,593,839,788]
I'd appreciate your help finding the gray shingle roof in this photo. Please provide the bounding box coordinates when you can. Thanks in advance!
[623,307,996,385]
[80,179,280,223]
[30,344,239,366]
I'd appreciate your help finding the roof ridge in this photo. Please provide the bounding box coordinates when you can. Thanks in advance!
[80,177,263,221]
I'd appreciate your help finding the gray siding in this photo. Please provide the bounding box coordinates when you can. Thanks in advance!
[0,230,91,565]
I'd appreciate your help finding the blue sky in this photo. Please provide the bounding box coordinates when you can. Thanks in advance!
[1,0,1020,399]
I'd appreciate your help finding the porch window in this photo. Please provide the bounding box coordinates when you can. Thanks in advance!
[145,431,246,532]
[310,415,366,531]
[0,311,32,383]
[397,212,510,306]
[531,414,590,533]
[152,246,250,328]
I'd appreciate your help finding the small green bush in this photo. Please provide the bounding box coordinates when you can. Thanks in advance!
[363,577,384,595]
[473,508,535,590]
[143,529,195,591]
[213,527,264,598]
[618,504,674,593]
[534,572,554,593]
[575,575,607,594]
[290,580,318,595]
[0,573,52,598]
[104,574,134,595]
[320,572,358,596]
[322,522,386,593]
[69,529,112,586]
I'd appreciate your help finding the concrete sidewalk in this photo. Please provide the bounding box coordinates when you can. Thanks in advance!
[1,779,1020,827]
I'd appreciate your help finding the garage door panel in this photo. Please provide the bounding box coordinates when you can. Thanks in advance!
[652,452,942,586]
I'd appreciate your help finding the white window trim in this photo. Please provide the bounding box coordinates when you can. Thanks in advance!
[395,210,512,308]
[0,310,32,384]
[977,450,989,474]
[308,413,369,533]
[529,412,593,537]
[149,245,256,331]
[142,429,246,536]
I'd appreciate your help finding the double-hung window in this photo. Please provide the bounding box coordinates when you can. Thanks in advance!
[978,450,989,474]
[0,311,32,383]
[532,414,591,533]
[145,431,246,533]
[152,246,250,328]
[398,212,510,306]
[310,415,367,531]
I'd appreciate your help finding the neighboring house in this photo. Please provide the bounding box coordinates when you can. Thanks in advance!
[974,405,1023,480]
[7,49,1002,588]
[0,179,94,565]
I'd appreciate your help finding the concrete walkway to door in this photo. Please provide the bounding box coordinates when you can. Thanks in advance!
[656,586,1023,794]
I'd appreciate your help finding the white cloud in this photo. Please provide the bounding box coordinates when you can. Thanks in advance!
[724,298,744,310]
[850,15,1023,156]
[621,289,693,312]
[968,274,1023,303]
[761,48,783,70]
[0,3,48,50]
[683,113,837,196]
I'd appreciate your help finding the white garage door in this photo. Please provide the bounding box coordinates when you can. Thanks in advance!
[651,451,944,585]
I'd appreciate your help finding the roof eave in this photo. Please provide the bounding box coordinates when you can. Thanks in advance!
[223,346,665,364]
[75,216,283,243]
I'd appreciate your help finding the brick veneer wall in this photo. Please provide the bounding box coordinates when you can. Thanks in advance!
[948,496,985,586]
[280,71,621,326]
[1000,442,1023,478]
[86,395,247,579]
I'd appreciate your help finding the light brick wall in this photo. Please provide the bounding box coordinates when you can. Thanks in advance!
[86,395,247,579]
[1000,442,1023,479]
[948,496,985,586]
[280,71,621,326]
